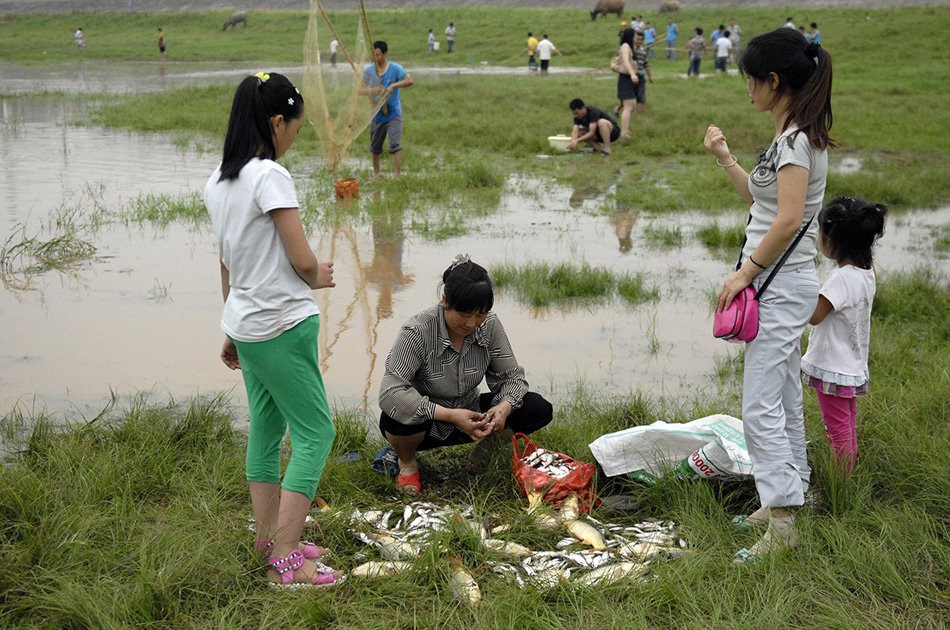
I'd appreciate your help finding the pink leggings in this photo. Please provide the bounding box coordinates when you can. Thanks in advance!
[815,390,857,474]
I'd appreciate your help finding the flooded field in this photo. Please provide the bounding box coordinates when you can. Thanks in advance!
[3,64,949,422]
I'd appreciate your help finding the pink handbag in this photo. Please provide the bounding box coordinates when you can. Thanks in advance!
[713,214,815,344]
[713,285,759,342]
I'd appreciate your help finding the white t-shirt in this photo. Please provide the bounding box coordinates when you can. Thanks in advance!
[729,24,741,44]
[743,124,828,270]
[715,36,733,58]
[801,265,876,384]
[205,159,319,343]
[536,39,556,60]
[330,39,338,53]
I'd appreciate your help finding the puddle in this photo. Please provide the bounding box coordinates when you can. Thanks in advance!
[2,94,949,421]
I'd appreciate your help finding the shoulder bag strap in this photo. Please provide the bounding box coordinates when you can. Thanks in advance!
[755,213,816,300]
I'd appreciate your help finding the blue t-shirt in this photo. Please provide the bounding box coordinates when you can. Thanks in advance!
[667,23,677,41]
[363,61,408,123]
[710,29,721,45]
[811,31,822,44]
[644,27,656,44]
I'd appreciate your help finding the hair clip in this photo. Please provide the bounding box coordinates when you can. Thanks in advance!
[255,72,270,84]
[450,253,471,270]
[295,87,300,95]
[288,97,294,106]
[805,41,821,66]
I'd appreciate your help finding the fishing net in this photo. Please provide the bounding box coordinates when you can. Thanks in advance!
[302,0,384,173]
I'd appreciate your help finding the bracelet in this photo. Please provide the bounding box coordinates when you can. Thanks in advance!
[749,256,767,270]
[716,154,738,168]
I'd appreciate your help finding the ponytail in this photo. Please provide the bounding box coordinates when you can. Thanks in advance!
[739,29,836,151]
[219,72,304,182]
[818,197,887,269]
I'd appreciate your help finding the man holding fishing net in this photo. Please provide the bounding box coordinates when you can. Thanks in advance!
[361,40,414,178]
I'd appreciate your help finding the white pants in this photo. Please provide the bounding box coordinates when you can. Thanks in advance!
[742,263,819,508]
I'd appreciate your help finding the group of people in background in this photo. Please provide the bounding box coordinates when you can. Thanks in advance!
[427,22,456,53]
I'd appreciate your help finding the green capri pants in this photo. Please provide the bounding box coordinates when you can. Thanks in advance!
[231,315,335,499]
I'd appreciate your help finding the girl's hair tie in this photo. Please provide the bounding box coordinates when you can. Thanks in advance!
[804,41,821,66]
[450,253,472,271]
[255,71,271,84]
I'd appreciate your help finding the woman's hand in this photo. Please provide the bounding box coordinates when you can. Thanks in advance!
[446,408,492,441]
[484,401,513,433]
[716,267,757,312]
[703,123,731,162]
[221,337,240,370]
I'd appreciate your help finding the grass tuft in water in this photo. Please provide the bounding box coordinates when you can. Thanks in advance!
[492,262,658,308]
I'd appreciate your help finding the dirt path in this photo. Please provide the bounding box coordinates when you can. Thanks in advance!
[2,0,947,14]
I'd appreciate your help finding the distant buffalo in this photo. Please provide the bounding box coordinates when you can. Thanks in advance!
[658,0,681,13]
[222,11,247,31]
[590,0,624,20]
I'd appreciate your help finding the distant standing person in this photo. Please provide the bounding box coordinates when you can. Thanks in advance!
[535,34,561,73]
[157,28,166,61]
[783,17,796,29]
[523,32,539,72]
[567,98,620,156]
[710,24,723,48]
[329,38,338,66]
[729,18,742,60]
[615,28,639,139]
[809,23,821,45]
[445,22,456,53]
[687,27,706,77]
[714,30,733,76]
[631,31,654,114]
[427,29,435,53]
[362,41,414,179]
[75,27,85,51]
[643,21,656,59]
[666,18,678,60]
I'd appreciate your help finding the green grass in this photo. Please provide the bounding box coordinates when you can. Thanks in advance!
[1,272,949,628]
[492,261,659,308]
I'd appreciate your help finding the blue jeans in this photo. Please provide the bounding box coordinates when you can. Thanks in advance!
[688,57,701,76]
[742,263,819,508]
[667,41,676,60]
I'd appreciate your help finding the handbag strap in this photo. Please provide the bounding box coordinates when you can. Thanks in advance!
[743,214,815,300]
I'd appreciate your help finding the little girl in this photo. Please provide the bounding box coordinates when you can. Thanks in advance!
[801,196,887,474]
[205,72,342,586]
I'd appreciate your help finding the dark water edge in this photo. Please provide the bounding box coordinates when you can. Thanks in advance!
[3,0,949,15]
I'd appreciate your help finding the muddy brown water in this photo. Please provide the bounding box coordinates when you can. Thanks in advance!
[2,64,948,423]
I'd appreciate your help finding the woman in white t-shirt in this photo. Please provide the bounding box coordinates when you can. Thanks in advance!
[802,197,886,475]
[703,29,835,563]
[204,72,342,587]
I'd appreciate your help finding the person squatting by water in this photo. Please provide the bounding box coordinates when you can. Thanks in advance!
[378,256,554,494]
[704,29,835,563]
[567,98,620,156]
[204,72,344,587]
[801,197,886,476]
[362,40,414,179]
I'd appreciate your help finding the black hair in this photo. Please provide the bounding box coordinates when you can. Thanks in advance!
[620,27,636,48]
[718,24,725,29]
[818,197,887,269]
[527,31,532,36]
[373,40,388,54]
[723,30,731,38]
[218,73,304,182]
[695,27,703,35]
[738,28,835,150]
[811,22,818,28]
[542,34,548,38]
[569,98,585,110]
[441,258,494,313]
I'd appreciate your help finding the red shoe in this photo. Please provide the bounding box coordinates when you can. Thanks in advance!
[395,471,421,494]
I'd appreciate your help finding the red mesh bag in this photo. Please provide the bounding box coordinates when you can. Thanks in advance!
[511,433,600,514]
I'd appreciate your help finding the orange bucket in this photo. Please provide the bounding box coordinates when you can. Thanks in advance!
[334,177,360,199]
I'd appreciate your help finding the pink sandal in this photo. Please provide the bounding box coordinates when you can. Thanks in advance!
[268,549,344,588]
[255,538,330,561]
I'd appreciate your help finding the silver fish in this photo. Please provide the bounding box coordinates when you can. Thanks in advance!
[350,561,412,578]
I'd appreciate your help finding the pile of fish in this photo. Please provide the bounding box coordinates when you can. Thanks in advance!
[519,447,578,479]
[338,494,688,603]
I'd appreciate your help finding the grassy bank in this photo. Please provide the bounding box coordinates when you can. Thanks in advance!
[1,272,948,628]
